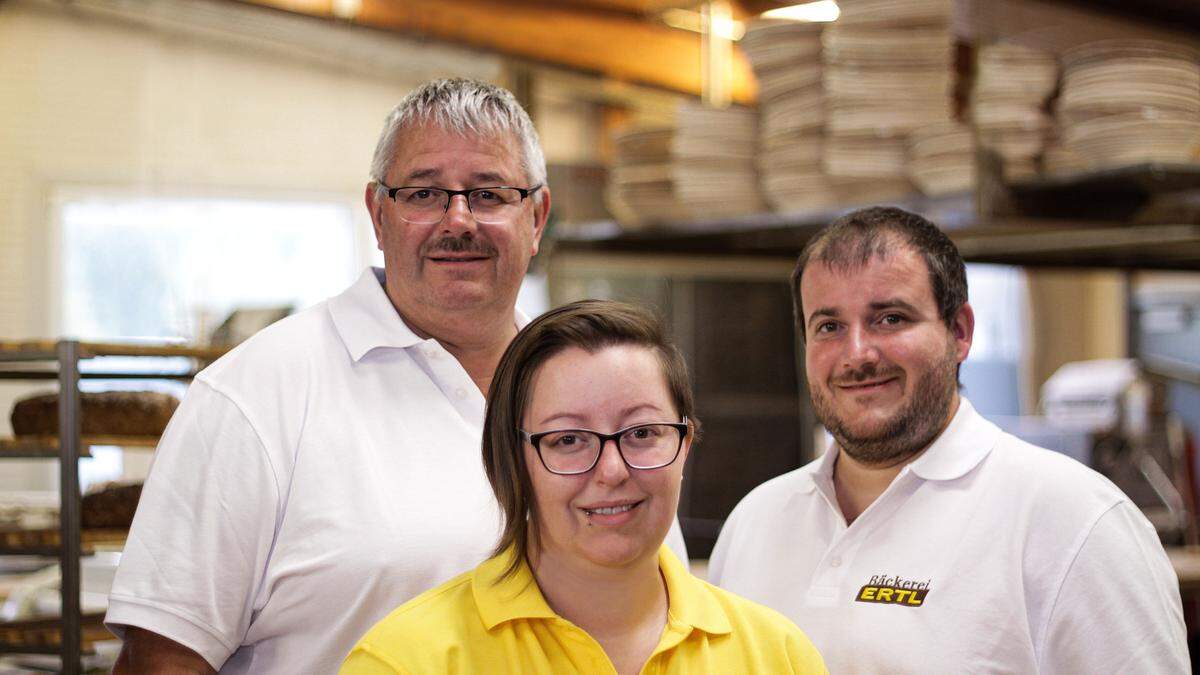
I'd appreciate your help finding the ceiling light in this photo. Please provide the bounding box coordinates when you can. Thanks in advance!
[332,0,362,20]
[761,1,841,23]
[662,8,746,41]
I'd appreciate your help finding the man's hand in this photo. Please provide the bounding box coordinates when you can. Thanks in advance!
[112,627,216,674]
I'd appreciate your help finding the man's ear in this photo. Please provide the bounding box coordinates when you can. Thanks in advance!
[952,302,975,364]
[530,186,551,257]
[365,183,385,250]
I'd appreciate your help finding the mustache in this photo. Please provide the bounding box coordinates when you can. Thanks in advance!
[832,363,901,386]
[421,235,498,258]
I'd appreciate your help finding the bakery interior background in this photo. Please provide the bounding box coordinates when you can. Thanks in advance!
[0,0,1199,670]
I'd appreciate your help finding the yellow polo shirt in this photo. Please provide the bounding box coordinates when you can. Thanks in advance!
[341,546,826,674]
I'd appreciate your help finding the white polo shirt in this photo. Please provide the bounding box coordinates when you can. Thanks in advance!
[105,268,688,673]
[710,398,1188,673]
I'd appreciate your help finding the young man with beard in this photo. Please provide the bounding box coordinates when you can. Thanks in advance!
[709,207,1188,672]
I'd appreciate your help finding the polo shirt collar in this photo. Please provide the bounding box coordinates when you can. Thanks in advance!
[794,437,839,496]
[472,548,557,630]
[472,547,731,636]
[328,267,533,362]
[659,546,731,636]
[906,397,999,481]
[793,396,998,495]
[328,268,423,361]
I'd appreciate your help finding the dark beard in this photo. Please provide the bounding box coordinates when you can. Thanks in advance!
[809,341,959,467]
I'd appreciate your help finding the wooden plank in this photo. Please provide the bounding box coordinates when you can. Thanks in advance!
[0,438,91,459]
[0,529,127,556]
[0,342,57,362]
[0,341,227,360]
[236,0,758,103]
[0,436,160,459]
[0,613,112,656]
[77,342,228,360]
[1168,547,1200,593]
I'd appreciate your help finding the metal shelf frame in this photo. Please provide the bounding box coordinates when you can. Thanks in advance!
[0,339,221,673]
[553,165,1200,270]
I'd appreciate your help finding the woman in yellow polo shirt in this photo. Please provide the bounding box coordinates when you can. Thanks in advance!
[342,300,826,674]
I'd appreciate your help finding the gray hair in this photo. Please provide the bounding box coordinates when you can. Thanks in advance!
[369,78,547,188]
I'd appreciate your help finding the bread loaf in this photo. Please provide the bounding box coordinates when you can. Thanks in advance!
[81,482,143,529]
[10,391,178,437]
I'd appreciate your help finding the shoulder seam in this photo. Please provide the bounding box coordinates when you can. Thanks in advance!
[1033,499,1124,666]
[189,376,284,515]
[389,572,474,619]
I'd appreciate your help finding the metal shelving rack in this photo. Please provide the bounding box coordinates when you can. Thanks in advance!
[552,164,1200,270]
[0,340,224,674]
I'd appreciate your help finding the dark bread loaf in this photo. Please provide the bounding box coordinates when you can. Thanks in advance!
[10,391,179,437]
[81,482,143,529]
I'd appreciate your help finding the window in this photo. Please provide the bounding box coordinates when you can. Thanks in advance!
[61,196,362,341]
[961,264,1027,417]
[58,194,364,488]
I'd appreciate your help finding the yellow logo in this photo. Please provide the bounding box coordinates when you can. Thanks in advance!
[854,575,931,607]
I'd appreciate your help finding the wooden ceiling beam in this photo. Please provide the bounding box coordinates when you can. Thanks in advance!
[233,0,758,104]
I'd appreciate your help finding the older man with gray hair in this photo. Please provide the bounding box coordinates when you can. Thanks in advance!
[106,78,685,674]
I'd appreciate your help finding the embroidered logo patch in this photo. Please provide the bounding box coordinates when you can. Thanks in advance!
[855,574,930,607]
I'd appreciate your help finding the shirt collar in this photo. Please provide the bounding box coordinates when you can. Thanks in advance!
[793,396,999,495]
[659,546,731,636]
[472,548,557,630]
[905,397,999,481]
[472,546,731,636]
[794,437,839,495]
[328,267,533,362]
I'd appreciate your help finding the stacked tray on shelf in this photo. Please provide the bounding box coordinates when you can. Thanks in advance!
[908,120,976,196]
[972,42,1058,180]
[740,19,832,212]
[607,125,686,228]
[0,340,216,668]
[0,612,112,654]
[0,527,127,554]
[672,101,766,219]
[832,0,954,27]
[0,484,139,554]
[1059,40,1200,170]
[821,0,954,197]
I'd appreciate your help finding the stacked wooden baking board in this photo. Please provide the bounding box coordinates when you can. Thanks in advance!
[972,42,1058,180]
[607,125,685,228]
[821,0,954,199]
[1059,40,1200,170]
[740,19,833,212]
[672,101,766,219]
[908,120,976,196]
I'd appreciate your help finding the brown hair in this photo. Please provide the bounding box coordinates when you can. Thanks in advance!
[482,299,699,579]
[791,206,968,343]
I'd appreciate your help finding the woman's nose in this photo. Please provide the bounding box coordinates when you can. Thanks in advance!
[593,438,631,485]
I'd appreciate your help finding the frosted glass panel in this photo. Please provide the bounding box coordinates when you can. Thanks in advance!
[961,264,1026,417]
[61,197,359,341]
[59,195,360,487]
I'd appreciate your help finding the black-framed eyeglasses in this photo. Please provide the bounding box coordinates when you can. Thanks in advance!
[520,418,689,476]
[377,183,541,225]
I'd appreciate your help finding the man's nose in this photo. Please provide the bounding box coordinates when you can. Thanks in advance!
[441,194,479,235]
[594,438,631,485]
[842,324,880,368]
